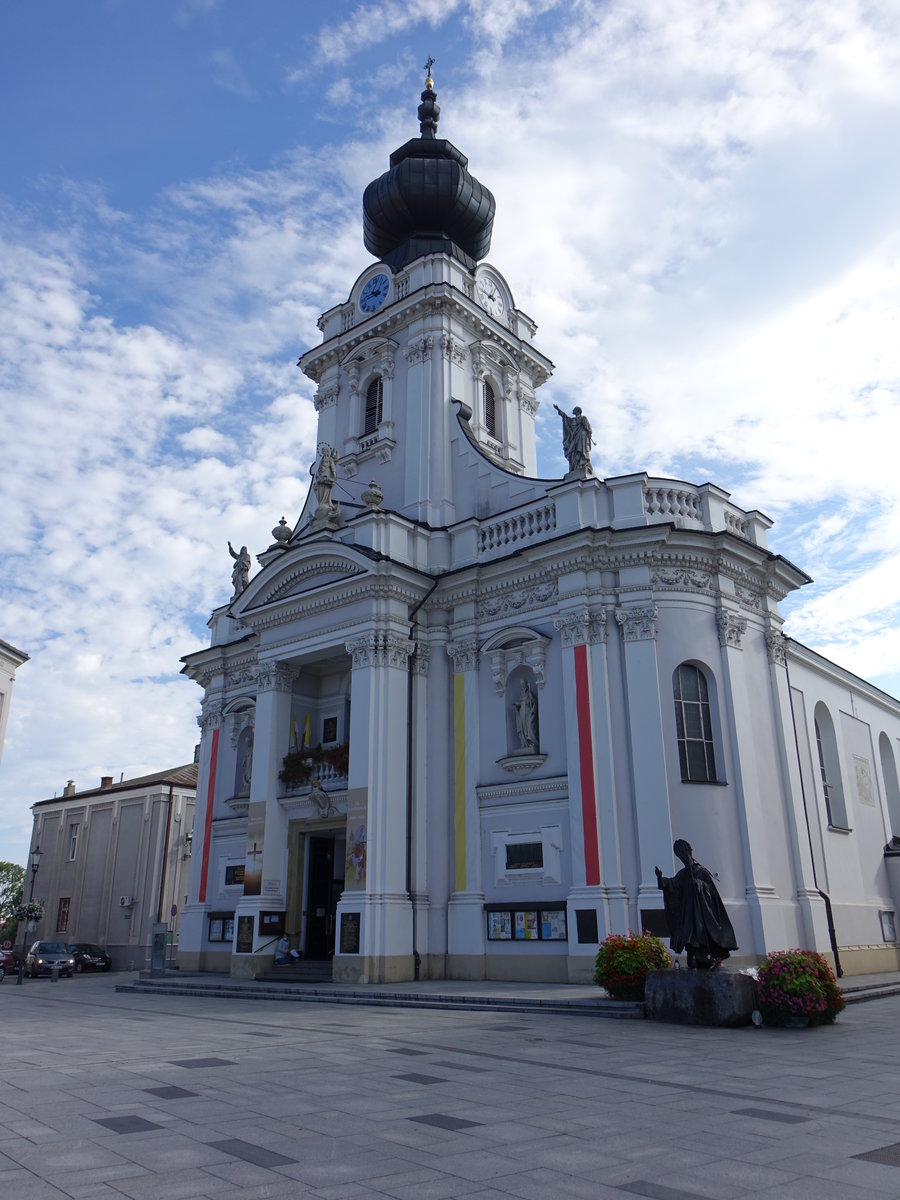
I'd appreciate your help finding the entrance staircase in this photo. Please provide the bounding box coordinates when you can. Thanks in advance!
[260,959,333,984]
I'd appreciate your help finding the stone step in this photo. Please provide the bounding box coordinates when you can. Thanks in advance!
[841,981,900,1004]
[115,978,643,1018]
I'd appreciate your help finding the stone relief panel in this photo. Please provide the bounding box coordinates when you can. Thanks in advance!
[479,579,557,620]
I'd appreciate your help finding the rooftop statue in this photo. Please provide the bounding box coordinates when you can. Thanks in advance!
[655,839,738,969]
[228,542,251,597]
[553,404,594,476]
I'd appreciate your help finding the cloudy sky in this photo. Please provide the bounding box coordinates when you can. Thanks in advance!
[2,0,900,868]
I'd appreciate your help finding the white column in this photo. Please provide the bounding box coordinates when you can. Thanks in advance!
[615,603,674,914]
[179,696,224,967]
[446,637,485,978]
[338,629,415,983]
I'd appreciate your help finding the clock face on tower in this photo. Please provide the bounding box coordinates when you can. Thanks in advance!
[476,275,504,319]
[359,273,390,314]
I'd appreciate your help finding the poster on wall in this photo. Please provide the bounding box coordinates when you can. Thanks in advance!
[514,910,539,940]
[344,788,368,890]
[487,911,512,940]
[243,801,265,896]
[541,910,567,940]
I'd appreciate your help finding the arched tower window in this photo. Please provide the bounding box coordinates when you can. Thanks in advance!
[483,380,496,438]
[879,732,900,838]
[814,703,849,829]
[673,663,717,782]
[364,375,383,435]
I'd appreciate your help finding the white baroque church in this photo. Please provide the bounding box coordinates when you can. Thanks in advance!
[179,74,900,984]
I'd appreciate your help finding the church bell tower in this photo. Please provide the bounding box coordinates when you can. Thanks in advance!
[299,69,553,528]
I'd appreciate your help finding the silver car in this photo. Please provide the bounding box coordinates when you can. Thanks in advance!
[24,941,75,978]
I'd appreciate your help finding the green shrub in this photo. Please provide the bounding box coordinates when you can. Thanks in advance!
[594,930,671,1000]
[756,949,845,1026]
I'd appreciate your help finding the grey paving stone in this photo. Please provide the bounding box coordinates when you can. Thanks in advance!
[732,1105,811,1124]
[93,1115,163,1134]
[856,1140,900,1167]
[409,1114,484,1131]
[206,1137,297,1167]
[167,1057,237,1069]
[143,1086,199,1099]
[393,1072,449,1084]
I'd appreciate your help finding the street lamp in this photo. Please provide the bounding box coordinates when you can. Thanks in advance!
[16,845,42,986]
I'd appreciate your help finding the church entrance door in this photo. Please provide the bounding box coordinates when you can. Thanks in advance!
[305,834,342,960]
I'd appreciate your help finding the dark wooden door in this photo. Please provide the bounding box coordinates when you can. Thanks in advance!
[306,836,336,960]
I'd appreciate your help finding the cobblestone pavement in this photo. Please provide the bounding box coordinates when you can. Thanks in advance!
[3,971,900,1199]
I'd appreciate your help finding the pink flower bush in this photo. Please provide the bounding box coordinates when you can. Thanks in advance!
[756,949,844,1026]
[594,930,671,1000]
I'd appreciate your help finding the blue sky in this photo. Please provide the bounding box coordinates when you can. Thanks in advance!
[2,0,900,868]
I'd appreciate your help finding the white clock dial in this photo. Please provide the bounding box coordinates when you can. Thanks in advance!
[476,276,504,318]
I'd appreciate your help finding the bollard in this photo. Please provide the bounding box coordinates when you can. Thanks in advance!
[51,962,60,983]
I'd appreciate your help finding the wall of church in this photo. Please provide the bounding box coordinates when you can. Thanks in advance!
[788,646,900,974]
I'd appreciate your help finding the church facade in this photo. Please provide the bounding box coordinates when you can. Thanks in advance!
[179,76,900,984]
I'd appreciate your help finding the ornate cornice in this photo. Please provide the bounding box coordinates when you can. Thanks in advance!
[553,609,607,648]
[345,631,414,669]
[615,604,658,642]
[226,666,258,688]
[717,610,748,650]
[651,564,715,594]
[476,774,569,805]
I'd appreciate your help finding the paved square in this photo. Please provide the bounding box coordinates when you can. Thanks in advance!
[3,973,900,1199]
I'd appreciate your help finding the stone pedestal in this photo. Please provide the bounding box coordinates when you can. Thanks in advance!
[644,968,758,1027]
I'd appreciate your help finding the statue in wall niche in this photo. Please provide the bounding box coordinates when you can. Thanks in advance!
[314,445,338,513]
[228,541,251,597]
[237,731,253,796]
[553,404,594,476]
[514,679,539,753]
[655,839,738,969]
[309,779,335,817]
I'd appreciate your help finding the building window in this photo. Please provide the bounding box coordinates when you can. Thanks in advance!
[364,375,383,435]
[67,822,79,861]
[484,380,496,438]
[674,664,717,782]
[506,842,543,871]
[56,897,70,933]
[814,704,849,829]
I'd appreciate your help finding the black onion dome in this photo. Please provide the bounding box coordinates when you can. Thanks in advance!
[363,75,495,273]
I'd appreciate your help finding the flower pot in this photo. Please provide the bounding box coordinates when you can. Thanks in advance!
[783,1015,810,1028]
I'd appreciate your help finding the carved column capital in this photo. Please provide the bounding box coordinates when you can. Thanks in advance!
[447,638,480,673]
[765,629,787,666]
[411,643,431,677]
[314,384,339,412]
[345,631,415,669]
[553,609,607,647]
[256,662,294,693]
[198,701,224,732]
[405,334,433,365]
[615,605,658,643]
[347,362,360,395]
[716,610,748,650]
[380,347,396,381]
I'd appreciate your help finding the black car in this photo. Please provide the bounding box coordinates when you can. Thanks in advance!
[24,941,76,977]
[68,943,112,972]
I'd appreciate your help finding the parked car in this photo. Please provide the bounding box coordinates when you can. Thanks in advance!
[24,941,75,978]
[0,944,13,980]
[67,943,112,972]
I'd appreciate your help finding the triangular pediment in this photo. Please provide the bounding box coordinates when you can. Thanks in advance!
[234,552,368,614]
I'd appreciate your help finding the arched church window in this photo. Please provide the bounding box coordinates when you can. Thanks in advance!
[484,380,496,438]
[673,663,717,782]
[364,375,383,435]
[879,732,900,838]
[814,703,849,829]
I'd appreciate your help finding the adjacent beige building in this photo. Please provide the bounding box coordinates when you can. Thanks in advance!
[26,764,197,969]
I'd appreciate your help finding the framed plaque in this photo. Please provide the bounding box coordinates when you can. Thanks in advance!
[258,910,285,937]
[339,911,361,954]
[236,915,254,954]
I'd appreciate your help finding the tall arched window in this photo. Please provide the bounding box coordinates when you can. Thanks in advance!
[814,703,849,829]
[483,380,496,438]
[879,732,900,838]
[673,663,717,782]
[364,376,383,435]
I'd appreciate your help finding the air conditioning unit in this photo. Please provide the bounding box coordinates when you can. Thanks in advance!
[119,895,133,908]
